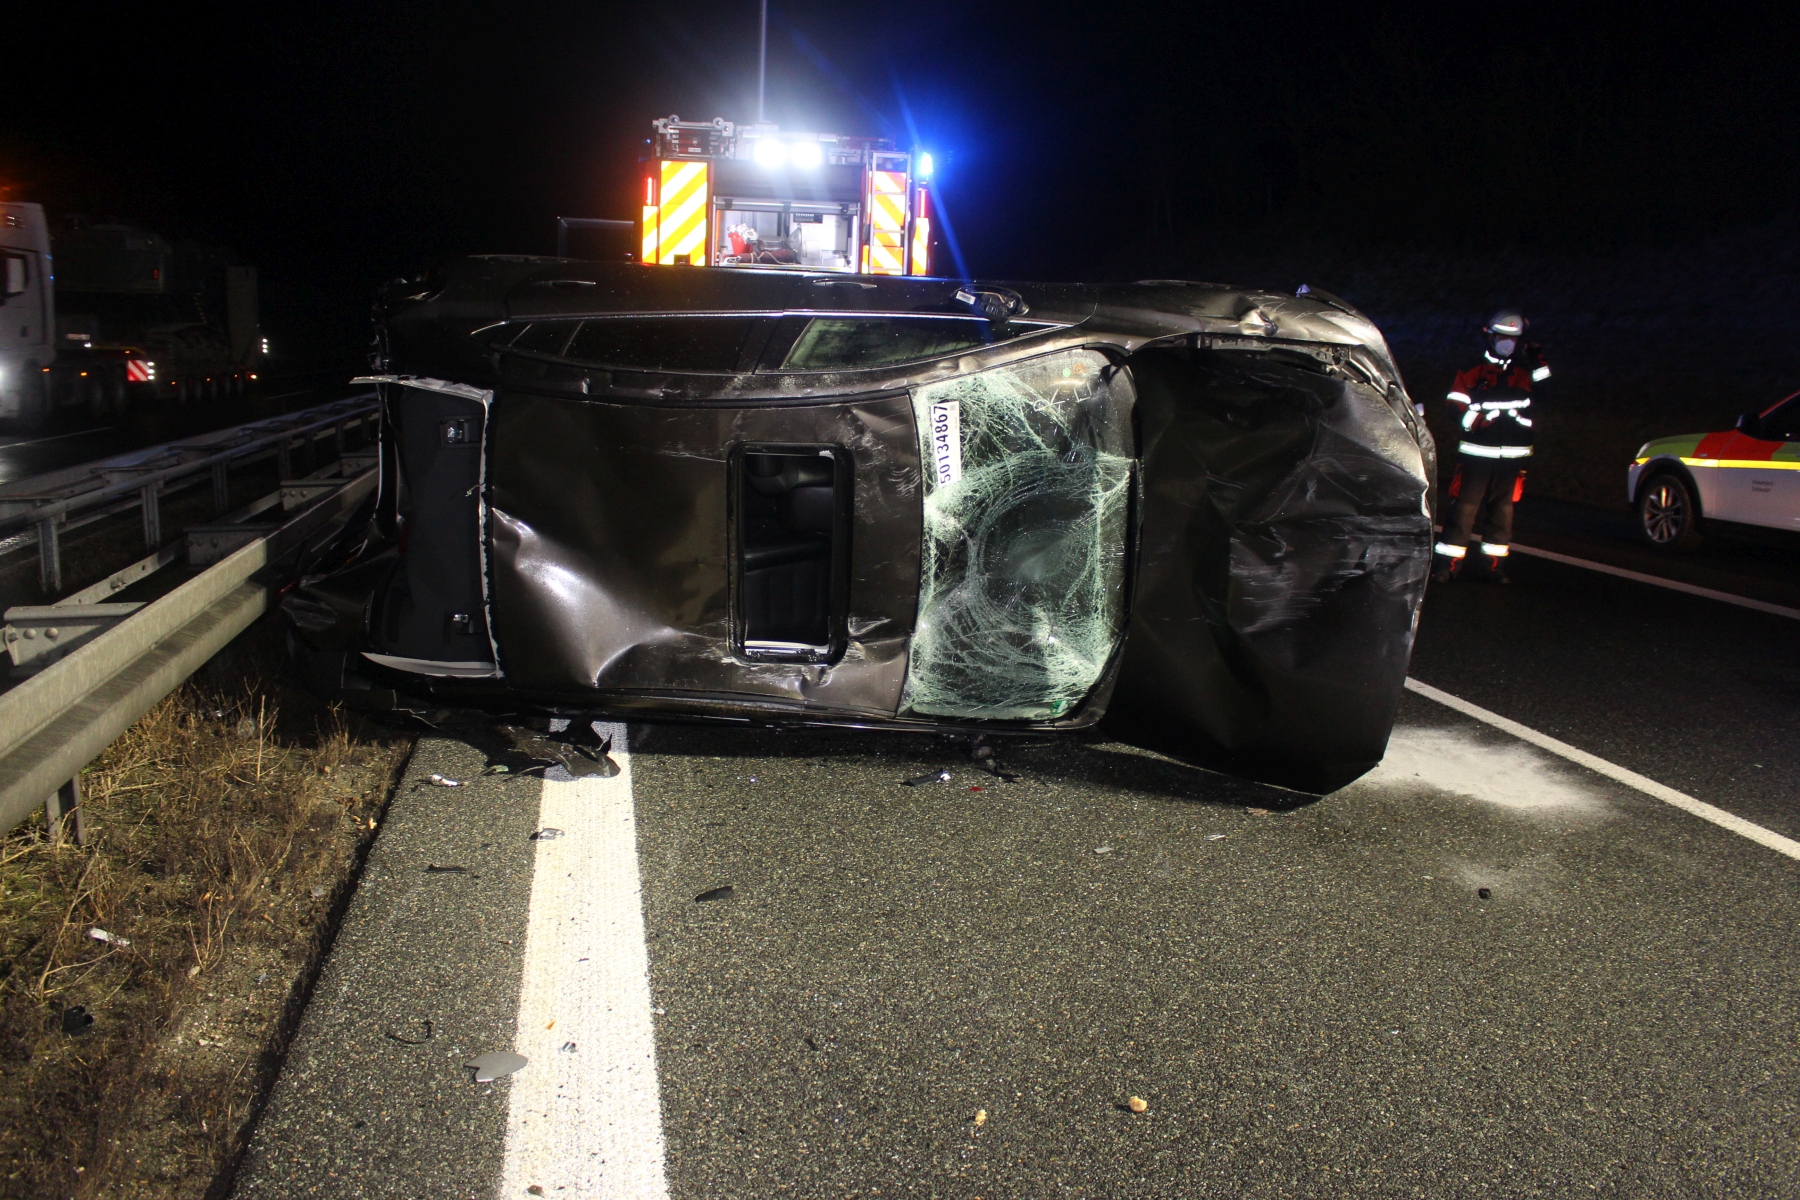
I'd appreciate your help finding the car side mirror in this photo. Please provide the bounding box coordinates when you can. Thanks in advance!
[1736,411,1762,436]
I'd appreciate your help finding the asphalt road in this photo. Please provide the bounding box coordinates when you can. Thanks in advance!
[230,530,1800,1200]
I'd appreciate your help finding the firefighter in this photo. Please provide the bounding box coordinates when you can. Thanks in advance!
[1431,310,1550,584]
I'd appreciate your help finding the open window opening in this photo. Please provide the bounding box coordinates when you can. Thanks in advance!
[734,446,848,661]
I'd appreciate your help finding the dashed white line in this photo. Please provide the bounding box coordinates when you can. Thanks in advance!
[1405,677,1800,862]
[501,725,669,1199]
[1508,541,1800,621]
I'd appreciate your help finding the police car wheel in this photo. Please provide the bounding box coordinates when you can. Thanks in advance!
[1637,473,1701,550]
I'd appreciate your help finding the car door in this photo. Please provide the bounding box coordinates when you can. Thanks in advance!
[1742,395,1800,530]
[1696,394,1800,528]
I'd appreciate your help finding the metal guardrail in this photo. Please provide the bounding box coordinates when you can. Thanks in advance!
[0,464,377,840]
[0,395,378,594]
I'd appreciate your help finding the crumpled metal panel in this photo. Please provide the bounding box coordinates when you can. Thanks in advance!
[1107,344,1435,792]
[486,391,919,716]
[902,349,1134,720]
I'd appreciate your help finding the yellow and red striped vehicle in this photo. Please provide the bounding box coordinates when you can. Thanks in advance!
[1629,391,1800,547]
[640,117,932,278]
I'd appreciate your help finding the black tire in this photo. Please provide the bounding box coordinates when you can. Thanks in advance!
[14,373,51,433]
[1637,472,1703,550]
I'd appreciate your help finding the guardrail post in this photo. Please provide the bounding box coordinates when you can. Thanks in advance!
[332,420,345,459]
[277,438,291,479]
[36,517,62,596]
[212,462,231,513]
[46,777,84,846]
[140,482,161,550]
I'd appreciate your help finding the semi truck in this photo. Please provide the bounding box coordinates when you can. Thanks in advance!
[0,201,263,430]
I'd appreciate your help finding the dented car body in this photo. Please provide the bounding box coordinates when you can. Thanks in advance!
[286,257,1435,791]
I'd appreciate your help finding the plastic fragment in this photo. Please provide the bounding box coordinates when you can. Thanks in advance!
[694,885,736,903]
[187,964,201,978]
[973,1109,988,1127]
[529,827,564,841]
[424,773,462,787]
[1206,833,1227,841]
[88,927,130,947]
[1127,1096,1149,1114]
[480,764,511,775]
[1094,845,1114,855]
[311,884,328,899]
[559,1041,577,1054]
[1246,807,1271,816]
[904,769,953,786]
[61,1005,94,1036]
[386,1019,433,1045]
[425,864,469,874]
[465,1050,528,1082]
[1477,887,1493,900]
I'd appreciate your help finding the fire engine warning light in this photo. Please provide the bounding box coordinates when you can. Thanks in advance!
[918,153,933,178]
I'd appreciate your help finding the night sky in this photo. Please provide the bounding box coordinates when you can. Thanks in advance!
[6,1,1798,363]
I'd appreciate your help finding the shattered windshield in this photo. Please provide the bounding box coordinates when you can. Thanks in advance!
[902,349,1134,720]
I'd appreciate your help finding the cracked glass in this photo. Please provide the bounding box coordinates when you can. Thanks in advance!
[902,348,1135,720]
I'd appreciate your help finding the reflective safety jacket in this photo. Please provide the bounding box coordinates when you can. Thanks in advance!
[1446,344,1550,459]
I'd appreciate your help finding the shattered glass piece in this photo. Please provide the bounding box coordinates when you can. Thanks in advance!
[529,827,564,841]
[903,769,953,786]
[976,759,1019,782]
[466,1050,527,1082]
[903,350,1134,720]
[88,927,130,947]
[424,773,462,787]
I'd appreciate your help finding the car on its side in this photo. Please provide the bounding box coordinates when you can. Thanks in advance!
[284,257,1435,792]
[1630,391,1800,549]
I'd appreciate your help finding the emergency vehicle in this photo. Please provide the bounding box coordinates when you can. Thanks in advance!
[639,116,932,276]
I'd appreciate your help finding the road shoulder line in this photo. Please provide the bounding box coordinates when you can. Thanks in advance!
[1509,541,1800,620]
[501,725,669,1199]
[1405,677,1800,862]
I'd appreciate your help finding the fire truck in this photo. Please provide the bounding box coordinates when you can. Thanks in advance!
[640,116,932,276]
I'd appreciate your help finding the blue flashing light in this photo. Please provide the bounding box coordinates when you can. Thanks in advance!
[917,152,934,178]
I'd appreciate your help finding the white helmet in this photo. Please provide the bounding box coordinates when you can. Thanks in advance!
[1484,310,1527,358]
[1484,310,1528,337]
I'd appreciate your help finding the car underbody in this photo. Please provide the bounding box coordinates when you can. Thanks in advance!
[284,258,1435,792]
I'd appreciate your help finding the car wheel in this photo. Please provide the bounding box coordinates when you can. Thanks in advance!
[1637,472,1702,549]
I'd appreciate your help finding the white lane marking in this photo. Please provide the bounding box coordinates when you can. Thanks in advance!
[1405,678,1800,862]
[500,725,669,1199]
[0,426,116,450]
[1508,541,1800,621]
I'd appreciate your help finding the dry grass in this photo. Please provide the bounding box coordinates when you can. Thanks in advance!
[0,620,414,1199]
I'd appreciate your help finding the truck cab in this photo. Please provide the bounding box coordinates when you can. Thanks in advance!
[0,203,55,427]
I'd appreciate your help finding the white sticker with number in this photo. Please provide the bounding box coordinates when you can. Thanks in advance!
[929,400,962,487]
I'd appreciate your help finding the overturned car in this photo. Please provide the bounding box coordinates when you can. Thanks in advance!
[285,258,1434,791]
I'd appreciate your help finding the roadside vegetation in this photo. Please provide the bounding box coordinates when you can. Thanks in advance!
[0,621,412,1199]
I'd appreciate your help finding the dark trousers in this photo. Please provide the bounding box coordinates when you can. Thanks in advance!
[1443,456,1523,553]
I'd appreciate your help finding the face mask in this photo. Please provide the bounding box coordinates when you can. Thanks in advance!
[1492,337,1517,358]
